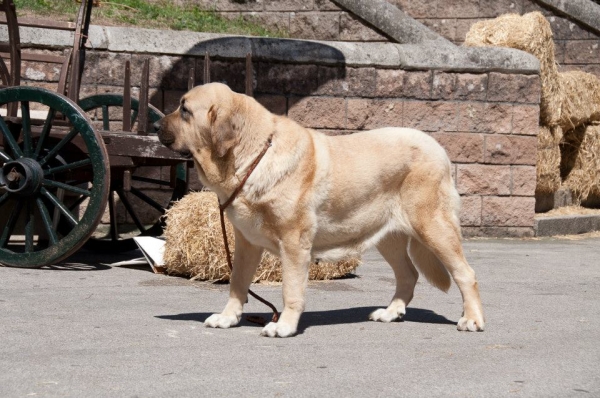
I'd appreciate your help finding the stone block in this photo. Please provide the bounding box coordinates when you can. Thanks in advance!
[417,18,456,42]
[213,0,263,11]
[316,66,378,97]
[241,12,291,34]
[375,69,405,97]
[255,94,287,115]
[264,0,313,11]
[210,60,247,93]
[439,0,479,18]
[487,73,541,103]
[144,55,195,90]
[404,101,459,132]
[484,135,537,165]
[431,132,484,163]
[340,12,388,41]
[164,90,186,113]
[455,18,483,43]
[512,165,537,196]
[564,40,600,64]
[432,72,487,100]
[390,0,438,19]
[478,0,521,18]
[90,52,131,86]
[512,104,540,135]
[482,196,536,227]
[346,99,403,130]
[257,63,318,95]
[456,73,489,100]
[458,102,512,134]
[459,195,482,226]
[547,16,590,40]
[289,12,340,40]
[315,0,341,10]
[402,71,432,99]
[456,164,511,195]
[288,96,346,129]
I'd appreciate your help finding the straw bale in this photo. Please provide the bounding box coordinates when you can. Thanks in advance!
[163,191,360,282]
[536,126,563,194]
[464,12,562,126]
[561,124,600,203]
[558,71,600,130]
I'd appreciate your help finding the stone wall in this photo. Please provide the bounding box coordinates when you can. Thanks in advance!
[194,0,600,78]
[5,21,541,237]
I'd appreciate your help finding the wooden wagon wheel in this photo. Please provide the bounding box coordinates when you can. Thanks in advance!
[78,93,188,252]
[0,86,109,267]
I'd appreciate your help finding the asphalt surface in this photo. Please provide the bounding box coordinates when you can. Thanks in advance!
[1,236,599,397]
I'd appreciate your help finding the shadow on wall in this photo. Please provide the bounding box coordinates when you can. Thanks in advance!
[149,36,347,116]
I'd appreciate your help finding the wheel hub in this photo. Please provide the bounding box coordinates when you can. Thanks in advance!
[0,158,44,196]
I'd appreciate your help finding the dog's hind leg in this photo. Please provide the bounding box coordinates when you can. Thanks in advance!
[205,228,263,329]
[370,233,418,322]
[412,213,485,332]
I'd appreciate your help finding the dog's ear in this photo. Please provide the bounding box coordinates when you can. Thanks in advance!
[208,104,236,158]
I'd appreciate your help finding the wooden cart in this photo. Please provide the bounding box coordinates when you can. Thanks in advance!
[0,0,190,267]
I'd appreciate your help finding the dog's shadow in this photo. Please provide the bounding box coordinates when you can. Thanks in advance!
[156,306,456,333]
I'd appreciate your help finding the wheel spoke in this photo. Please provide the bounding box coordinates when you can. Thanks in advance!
[102,105,110,131]
[24,200,34,253]
[34,108,56,158]
[42,179,91,197]
[38,128,79,167]
[130,187,166,214]
[21,101,32,157]
[108,190,118,241]
[0,192,10,207]
[130,108,139,128]
[0,199,23,248]
[116,188,146,233]
[1,149,13,162]
[44,158,92,175]
[131,175,171,187]
[40,187,78,227]
[67,194,88,212]
[0,117,23,158]
[36,197,58,245]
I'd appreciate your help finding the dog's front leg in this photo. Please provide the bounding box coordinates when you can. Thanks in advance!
[261,241,310,338]
[205,228,263,329]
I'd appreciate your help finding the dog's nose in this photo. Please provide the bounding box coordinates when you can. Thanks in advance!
[153,120,162,132]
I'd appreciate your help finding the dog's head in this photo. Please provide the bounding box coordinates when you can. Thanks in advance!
[156,82,241,159]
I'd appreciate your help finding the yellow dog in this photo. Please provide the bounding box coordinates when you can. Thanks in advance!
[157,83,484,337]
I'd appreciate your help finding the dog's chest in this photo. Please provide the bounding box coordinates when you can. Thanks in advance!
[227,202,280,254]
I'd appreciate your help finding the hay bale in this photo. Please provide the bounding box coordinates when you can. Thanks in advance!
[464,12,562,126]
[561,124,600,203]
[163,191,361,282]
[536,125,563,194]
[558,71,600,130]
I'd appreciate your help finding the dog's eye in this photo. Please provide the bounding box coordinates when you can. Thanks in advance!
[180,105,190,118]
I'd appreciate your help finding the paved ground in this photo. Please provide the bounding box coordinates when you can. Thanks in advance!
[1,236,599,397]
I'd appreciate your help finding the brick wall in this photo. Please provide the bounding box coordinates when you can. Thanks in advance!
[14,34,541,237]
[193,0,600,79]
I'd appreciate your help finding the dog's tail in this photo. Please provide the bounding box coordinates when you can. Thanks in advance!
[407,238,451,292]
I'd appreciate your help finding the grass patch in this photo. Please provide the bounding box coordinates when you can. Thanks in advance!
[14,0,288,37]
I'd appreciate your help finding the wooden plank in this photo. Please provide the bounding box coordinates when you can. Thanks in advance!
[0,15,76,30]
[0,52,66,64]
[101,132,191,160]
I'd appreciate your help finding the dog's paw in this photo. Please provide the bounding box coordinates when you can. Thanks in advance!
[457,316,485,332]
[260,321,297,338]
[369,308,404,323]
[204,313,240,329]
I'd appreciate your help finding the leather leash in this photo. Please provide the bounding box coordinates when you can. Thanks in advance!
[218,135,279,326]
